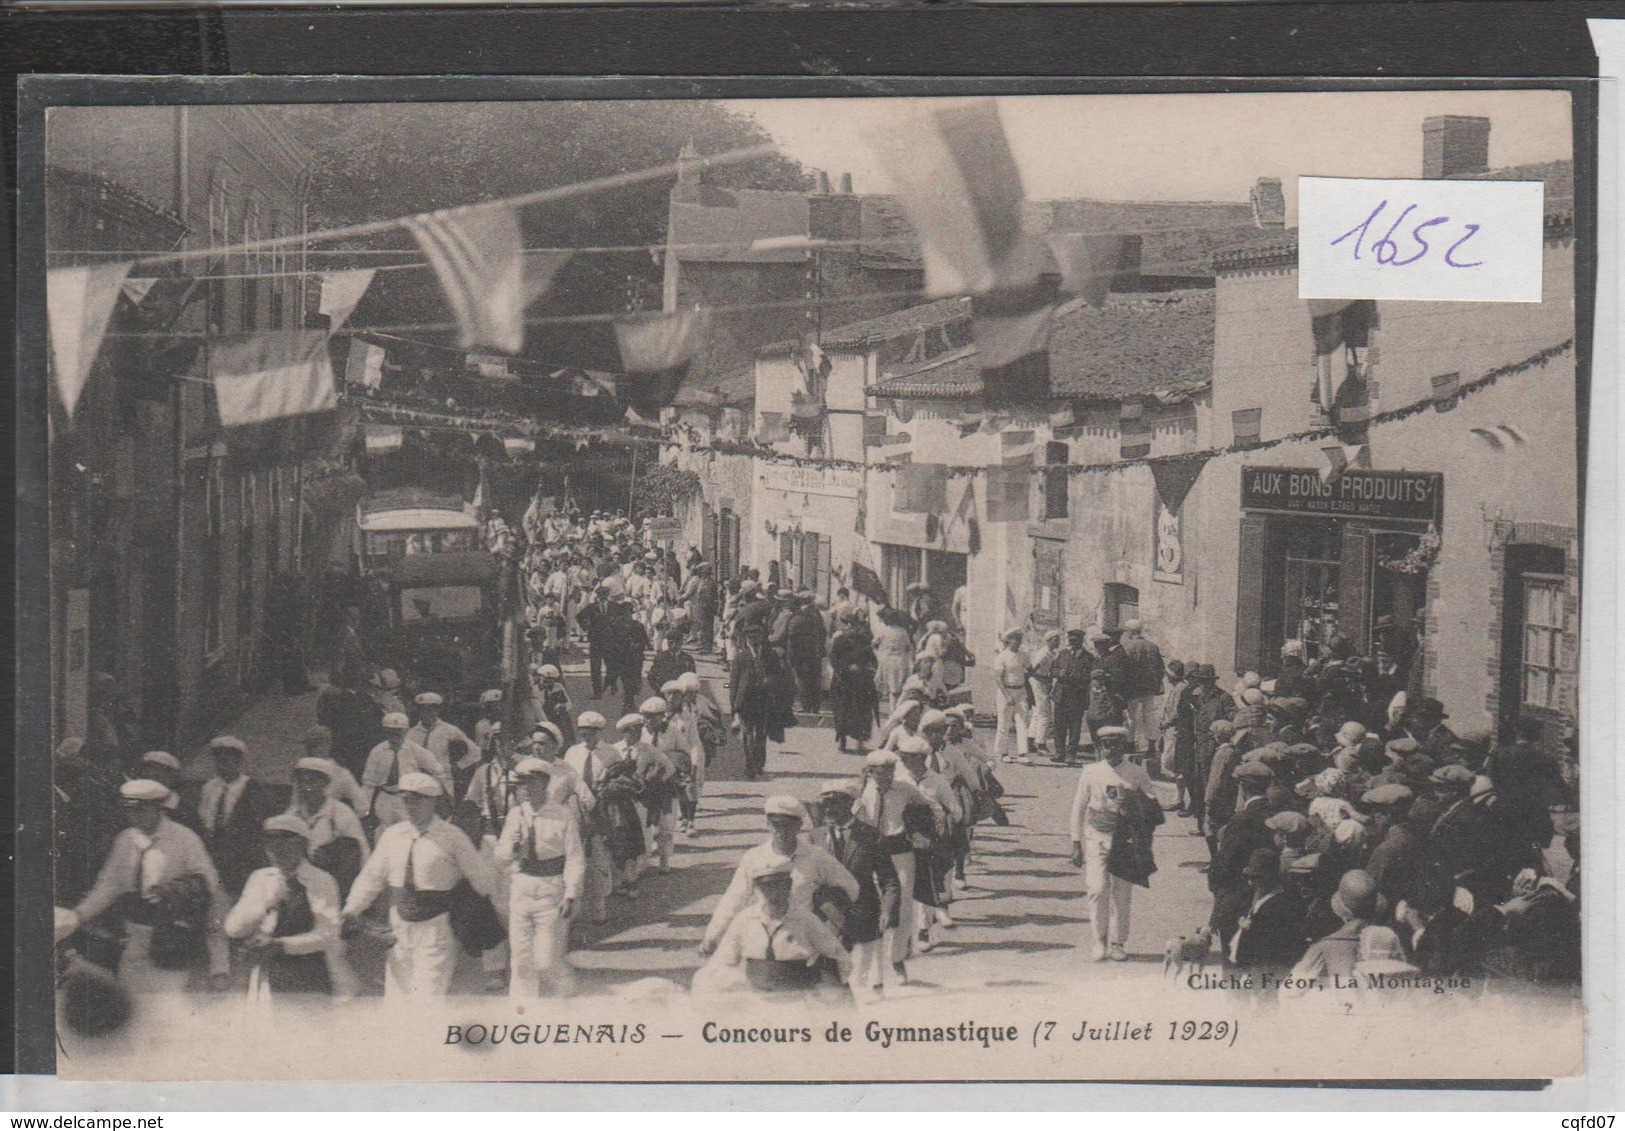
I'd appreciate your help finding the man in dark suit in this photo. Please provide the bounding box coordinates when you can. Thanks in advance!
[813,779,900,1002]
[1228,848,1307,974]
[196,736,272,898]
[575,586,616,699]
[1208,762,1277,950]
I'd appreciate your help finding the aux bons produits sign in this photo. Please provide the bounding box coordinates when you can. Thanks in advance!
[1241,466,1444,525]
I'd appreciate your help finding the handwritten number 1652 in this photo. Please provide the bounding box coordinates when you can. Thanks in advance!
[1331,199,1483,269]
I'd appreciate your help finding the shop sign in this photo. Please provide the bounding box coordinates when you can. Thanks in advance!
[1153,495,1184,584]
[1241,466,1443,524]
[761,464,863,498]
[645,517,682,543]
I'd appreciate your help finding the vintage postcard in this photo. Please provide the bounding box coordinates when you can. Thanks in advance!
[33,83,1584,1081]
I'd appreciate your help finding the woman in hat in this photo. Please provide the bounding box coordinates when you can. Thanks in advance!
[872,606,915,716]
[224,815,345,1000]
[829,610,881,755]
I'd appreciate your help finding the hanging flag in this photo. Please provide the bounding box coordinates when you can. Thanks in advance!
[1120,402,1153,460]
[48,261,132,417]
[1001,429,1036,466]
[1309,299,1376,418]
[344,339,386,390]
[851,561,887,605]
[758,411,790,443]
[364,424,402,453]
[120,276,160,305]
[868,99,1043,298]
[318,268,376,332]
[404,203,528,354]
[1232,407,1263,447]
[894,463,947,514]
[1048,233,1141,308]
[1150,455,1211,512]
[1308,298,1358,354]
[614,308,709,416]
[985,465,1031,523]
[1431,372,1461,412]
[1319,441,1371,484]
[211,330,337,427]
[975,278,1058,409]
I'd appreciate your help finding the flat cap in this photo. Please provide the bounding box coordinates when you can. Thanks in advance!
[1265,811,1309,835]
[513,757,554,779]
[396,772,443,798]
[119,779,170,803]
[1287,852,1322,875]
[640,697,669,715]
[262,814,311,839]
[415,692,444,706]
[209,735,248,755]
[764,795,806,821]
[382,712,411,730]
[1363,783,1415,807]
[1430,764,1476,786]
[139,750,181,771]
[576,710,607,728]
[865,749,899,768]
[1233,761,1274,781]
[616,713,647,731]
[1095,725,1130,740]
[1385,737,1420,758]
[293,757,335,778]
[819,779,862,799]
[676,672,702,692]
[536,664,561,679]
[480,689,504,704]
[919,709,951,730]
[894,734,933,757]
[531,722,563,746]
[660,680,684,695]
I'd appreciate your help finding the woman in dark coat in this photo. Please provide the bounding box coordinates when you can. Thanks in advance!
[829,613,881,753]
[729,634,798,780]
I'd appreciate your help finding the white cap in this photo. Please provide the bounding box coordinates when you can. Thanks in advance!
[415,692,444,707]
[396,772,443,798]
[119,779,170,803]
[480,689,504,704]
[764,795,805,821]
[616,713,646,731]
[895,734,932,757]
[513,757,554,779]
[536,664,561,679]
[819,778,862,799]
[293,757,335,778]
[639,697,668,714]
[378,669,401,690]
[262,814,311,839]
[676,672,702,693]
[208,735,248,755]
[577,711,607,729]
[139,750,181,771]
[1096,725,1131,740]
[660,680,684,694]
[919,709,950,730]
[531,722,563,747]
[382,712,411,730]
[864,749,898,768]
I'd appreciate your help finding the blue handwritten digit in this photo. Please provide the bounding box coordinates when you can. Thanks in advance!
[1331,200,1386,261]
[1372,203,1416,265]
[1393,215,1448,266]
[1445,223,1483,268]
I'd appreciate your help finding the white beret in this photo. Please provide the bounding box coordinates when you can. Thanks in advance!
[293,757,334,778]
[382,712,411,729]
[639,697,668,714]
[119,779,170,803]
[262,814,311,838]
[764,795,806,821]
[576,711,607,728]
[208,735,248,755]
[1096,725,1131,739]
[895,734,933,757]
[919,709,951,730]
[536,665,561,679]
[865,749,899,768]
[480,689,504,704]
[396,772,443,798]
[415,692,445,707]
[676,672,702,692]
[531,722,563,746]
[513,757,554,779]
[616,713,646,731]
[819,779,862,799]
[660,680,684,694]
[139,750,181,771]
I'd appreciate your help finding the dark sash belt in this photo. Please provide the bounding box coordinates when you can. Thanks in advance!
[392,886,455,922]
[518,855,567,878]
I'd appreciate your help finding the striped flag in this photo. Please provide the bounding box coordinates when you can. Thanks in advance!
[985,466,1031,523]
[405,204,531,354]
[318,268,376,332]
[344,339,386,390]
[48,261,131,417]
[1048,233,1141,308]
[975,279,1058,408]
[1120,402,1153,460]
[210,331,336,427]
[614,308,710,416]
[868,99,1043,298]
[1000,429,1037,466]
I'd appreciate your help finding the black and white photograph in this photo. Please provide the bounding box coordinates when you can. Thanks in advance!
[32,83,1586,1082]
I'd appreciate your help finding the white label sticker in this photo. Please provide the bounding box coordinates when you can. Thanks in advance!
[1297,176,1544,303]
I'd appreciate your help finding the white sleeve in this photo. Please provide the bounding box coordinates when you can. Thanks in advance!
[223,871,278,940]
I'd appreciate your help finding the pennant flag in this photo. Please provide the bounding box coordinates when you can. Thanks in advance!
[868,99,1043,298]
[1332,365,1372,428]
[1231,407,1262,447]
[318,268,376,331]
[975,278,1058,409]
[48,261,132,417]
[851,561,887,605]
[1120,402,1153,460]
[893,463,947,514]
[1001,429,1037,466]
[211,331,337,427]
[1308,299,1375,415]
[1150,455,1211,512]
[404,204,526,353]
[1431,372,1460,412]
[758,411,789,443]
[364,424,403,453]
[1047,233,1141,308]
[985,465,1031,523]
[1320,441,1371,484]
[120,276,160,305]
[344,339,386,390]
[614,308,710,416]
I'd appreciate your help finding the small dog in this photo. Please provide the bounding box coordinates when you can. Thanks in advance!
[1163,926,1214,979]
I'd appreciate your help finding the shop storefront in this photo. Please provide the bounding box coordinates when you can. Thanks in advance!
[1234,465,1443,678]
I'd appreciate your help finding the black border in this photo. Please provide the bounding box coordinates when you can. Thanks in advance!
[4,1,1608,1092]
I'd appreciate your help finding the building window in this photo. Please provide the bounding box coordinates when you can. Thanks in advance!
[204,461,224,656]
[1521,574,1565,710]
[1043,441,1069,520]
[1281,520,1343,653]
[1102,582,1140,631]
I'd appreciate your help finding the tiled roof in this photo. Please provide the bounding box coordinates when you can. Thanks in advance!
[759,297,971,357]
[867,290,1214,403]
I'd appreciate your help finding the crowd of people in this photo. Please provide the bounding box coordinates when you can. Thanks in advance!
[50,492,1583,1014]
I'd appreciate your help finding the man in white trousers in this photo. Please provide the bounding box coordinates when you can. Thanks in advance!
[342,773,497,996]
[1068,726,1155,962]
[856,749,936,985]
[563,710,618,924]
[495,758,585,997]
[991,629,1033,764]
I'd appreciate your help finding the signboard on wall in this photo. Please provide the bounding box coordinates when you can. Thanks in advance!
[1241,466,1443,525]
[1154,494,1184,584]
[645,517,681,543]
[760,464,863,498]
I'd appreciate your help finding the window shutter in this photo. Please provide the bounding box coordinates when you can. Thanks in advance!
[1234,514,1269,675]
[817,534,832,603]
[701,506,716,565]
[1339,524,1375,654]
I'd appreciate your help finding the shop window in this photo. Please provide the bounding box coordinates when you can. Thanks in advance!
[1102,582,1139,631]
[1043,441,1069,520]
[1282,521,1342,652]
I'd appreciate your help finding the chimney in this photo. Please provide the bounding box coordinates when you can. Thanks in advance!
[813,170,832,194]
[1423,115,1491,178]
[839,172,854,194]
[1249,177,1286,229]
